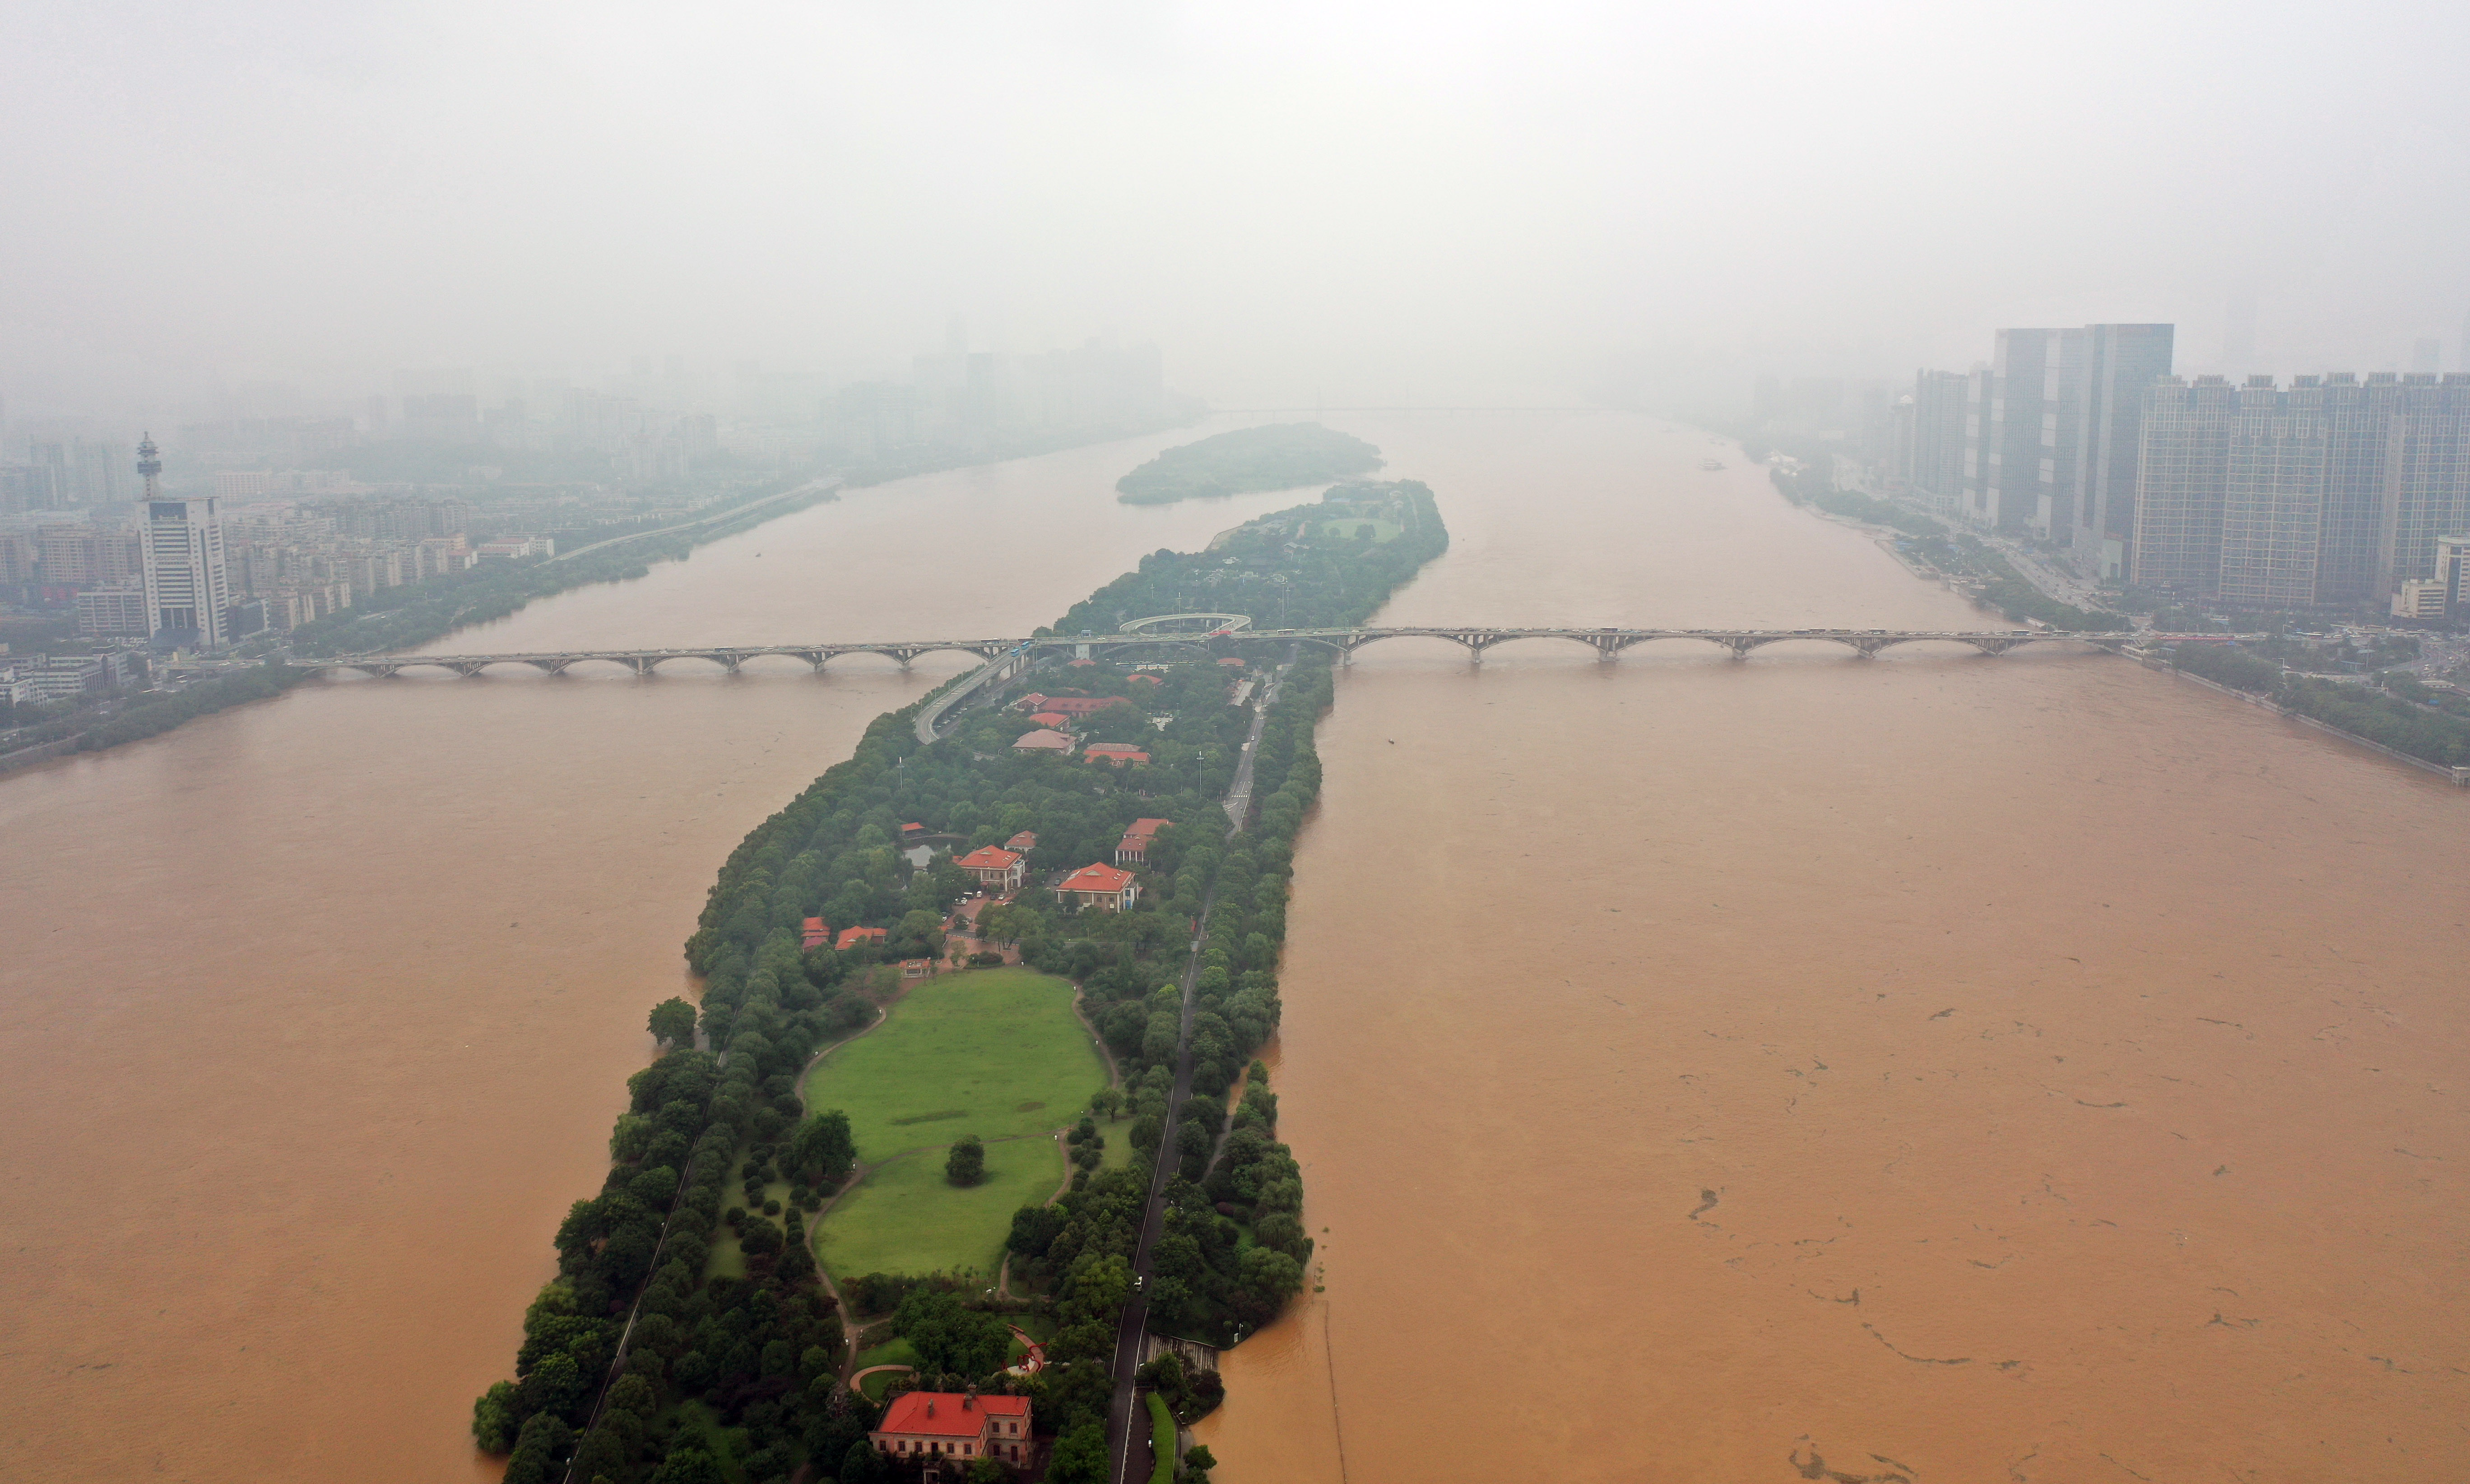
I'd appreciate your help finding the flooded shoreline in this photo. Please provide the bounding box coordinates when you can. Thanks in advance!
[2,412,2461,1482]
[1194,413,2469,1484]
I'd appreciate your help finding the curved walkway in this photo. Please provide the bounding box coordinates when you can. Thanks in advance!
[849,1363,915,1397]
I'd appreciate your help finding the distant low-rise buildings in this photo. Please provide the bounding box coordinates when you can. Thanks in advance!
[74,583,149,637]
[475,535,556,560]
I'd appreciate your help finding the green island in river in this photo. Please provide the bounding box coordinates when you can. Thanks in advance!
[469,480,1447,1484]
[1114,422,1384,505]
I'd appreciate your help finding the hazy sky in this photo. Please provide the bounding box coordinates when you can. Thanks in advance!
[8,0,2470,412]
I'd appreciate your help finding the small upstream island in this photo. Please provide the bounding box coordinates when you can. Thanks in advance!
[1114,422,1383,505]
[469,483,1447,1484]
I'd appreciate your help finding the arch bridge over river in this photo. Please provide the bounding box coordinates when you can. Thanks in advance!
[300,622,2133,679]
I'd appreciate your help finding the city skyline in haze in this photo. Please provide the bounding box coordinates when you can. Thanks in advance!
[7,0,2470,416]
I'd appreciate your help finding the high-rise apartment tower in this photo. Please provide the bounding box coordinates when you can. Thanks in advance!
[137,435,232,649]
[2068,324,2175,580]
[2131,373,2470,608]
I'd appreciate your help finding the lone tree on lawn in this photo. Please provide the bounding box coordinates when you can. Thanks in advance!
[793,1109,858,1189]
[946,1135,986,1187]
[648,997,697,1049]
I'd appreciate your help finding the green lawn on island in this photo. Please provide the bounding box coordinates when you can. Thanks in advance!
[803,967,1110,1163]
[814,1135,1064,1279]
[803,967,1107,1279]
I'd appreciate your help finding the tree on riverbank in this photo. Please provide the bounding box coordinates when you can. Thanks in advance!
[649,997,696,1048]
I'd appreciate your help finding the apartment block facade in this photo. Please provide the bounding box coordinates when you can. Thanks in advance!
[2131,371,2470,609]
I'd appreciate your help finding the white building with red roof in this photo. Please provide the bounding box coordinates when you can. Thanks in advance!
[1012,728,1075,755]
[954,845,1026,893]
[870,1391,1033,1467]
[1053,863,1140,912]
[1114,817,1171,865]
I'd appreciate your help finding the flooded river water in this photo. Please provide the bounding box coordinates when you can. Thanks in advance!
[2,413,2461,1482]
[1194,414,2470,1484]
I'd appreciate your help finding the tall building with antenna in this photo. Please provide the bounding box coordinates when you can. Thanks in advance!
[138,435,232,649]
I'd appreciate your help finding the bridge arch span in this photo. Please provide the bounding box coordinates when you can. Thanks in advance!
[1119,612,1254,635]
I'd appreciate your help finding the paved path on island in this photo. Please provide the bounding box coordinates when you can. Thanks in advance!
[1104,646,1295,1484]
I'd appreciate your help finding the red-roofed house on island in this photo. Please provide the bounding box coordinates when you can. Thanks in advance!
[1004,830,1039,853]
[955,845,1026,893]
[1053,863,1140,912]
[836,926,887,951]
[870,1391,1033,1466]
[1115,817,1171,864]
[1012,728,1075,755]
[800,917,831,949]
[1082,743,1150,765]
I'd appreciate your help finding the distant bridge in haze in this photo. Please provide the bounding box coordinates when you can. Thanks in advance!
[297,622,2136,679]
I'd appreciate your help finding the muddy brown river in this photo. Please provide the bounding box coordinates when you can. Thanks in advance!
[3,414,2461,1482]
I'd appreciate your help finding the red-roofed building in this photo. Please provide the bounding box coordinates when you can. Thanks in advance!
[1041,696,1128,717]
[800,917,831,950]
[870,1391,1033,1467]
[1066,657,1098,668]
[955,845,1026,892]
[1083,745,1149,766]
[1053,863,1141,913]
[1012,728,1075,755]
[836,926,888,951]
[1005,830,1039,853]
[1115,817,1171,864]
[1027,711,1072,729]
[1011,693,1052,713]
[1128,672,1163,688]
[1216,657,1246,668]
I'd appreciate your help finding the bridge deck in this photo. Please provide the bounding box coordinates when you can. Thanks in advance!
[302,625,2127,676]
